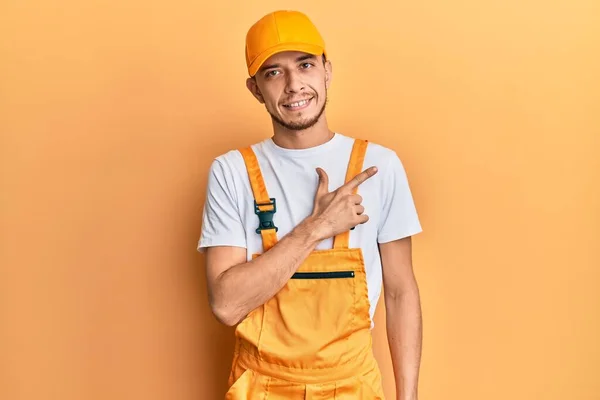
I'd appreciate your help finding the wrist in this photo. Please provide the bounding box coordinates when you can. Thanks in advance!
[398,394,417,400]
[296,215,328,244]
[398,388,418,400]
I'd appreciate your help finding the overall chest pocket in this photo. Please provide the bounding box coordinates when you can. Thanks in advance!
[253,252,362,369]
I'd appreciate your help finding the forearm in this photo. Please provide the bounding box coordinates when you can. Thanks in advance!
[212,217,322,325]
[386,286,423,400]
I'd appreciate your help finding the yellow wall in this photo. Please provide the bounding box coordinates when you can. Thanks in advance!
[1,1,599,399]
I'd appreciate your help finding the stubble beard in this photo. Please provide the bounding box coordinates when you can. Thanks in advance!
[269,93,328,132]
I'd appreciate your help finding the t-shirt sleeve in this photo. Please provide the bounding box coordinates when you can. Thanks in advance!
[197,158,247,252]
[377,151,422,243]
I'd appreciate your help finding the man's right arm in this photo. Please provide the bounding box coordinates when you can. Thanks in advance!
[205,217,322,326]
[203,164,378,327]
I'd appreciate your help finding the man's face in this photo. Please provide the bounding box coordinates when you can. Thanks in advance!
[247,51,332,131]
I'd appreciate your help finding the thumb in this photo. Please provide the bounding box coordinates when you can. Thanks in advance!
[315,167,329,196]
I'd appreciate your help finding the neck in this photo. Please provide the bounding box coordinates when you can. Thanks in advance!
[271,116,334,150]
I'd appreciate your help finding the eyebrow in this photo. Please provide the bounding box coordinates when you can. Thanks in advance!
[259,54,318,72]
[296,54,317,62]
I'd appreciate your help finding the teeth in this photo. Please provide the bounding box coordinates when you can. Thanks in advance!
[286,99,309,108]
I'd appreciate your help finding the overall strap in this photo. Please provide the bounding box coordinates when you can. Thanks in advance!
[333,139,369,249]
[239,147,278,252]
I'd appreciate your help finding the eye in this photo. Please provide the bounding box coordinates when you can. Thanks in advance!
[301,62,314,69]
[265,70,280,78]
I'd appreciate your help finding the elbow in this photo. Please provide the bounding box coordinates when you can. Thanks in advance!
[208,274,247,326]
[210,302,242,327]
[385,284,420,302]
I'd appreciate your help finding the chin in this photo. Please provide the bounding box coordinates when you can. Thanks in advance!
[283,120,320,131]
[270,101,326,131]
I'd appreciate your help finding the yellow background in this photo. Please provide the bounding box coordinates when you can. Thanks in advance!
[1,1,599,399]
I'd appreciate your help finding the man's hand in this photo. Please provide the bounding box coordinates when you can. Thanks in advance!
[309,166,378,240]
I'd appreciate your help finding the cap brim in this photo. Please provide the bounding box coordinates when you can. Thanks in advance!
[248,42,326,77]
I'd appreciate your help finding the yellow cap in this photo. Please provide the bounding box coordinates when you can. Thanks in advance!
[245,10,327,77]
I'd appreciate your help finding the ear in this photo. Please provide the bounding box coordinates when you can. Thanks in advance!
[246,77,265,104]
[324,59,333,89]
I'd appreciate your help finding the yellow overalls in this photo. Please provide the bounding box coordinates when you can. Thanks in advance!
[225,139,385,399]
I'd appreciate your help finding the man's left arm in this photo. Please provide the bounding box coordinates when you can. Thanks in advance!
[379,236,422,400]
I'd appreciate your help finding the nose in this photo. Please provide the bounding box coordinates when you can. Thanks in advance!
[284,70,305,94]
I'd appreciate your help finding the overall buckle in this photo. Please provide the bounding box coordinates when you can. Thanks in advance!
[254,198,278,234]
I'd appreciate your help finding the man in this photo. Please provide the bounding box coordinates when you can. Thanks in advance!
[198,10,423,400]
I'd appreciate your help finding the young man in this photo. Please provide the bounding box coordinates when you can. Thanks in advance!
[198,10,423,400]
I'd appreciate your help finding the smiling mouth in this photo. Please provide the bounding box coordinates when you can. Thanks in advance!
[282,97,313,110]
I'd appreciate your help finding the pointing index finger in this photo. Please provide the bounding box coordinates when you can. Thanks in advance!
[343,166,378,191]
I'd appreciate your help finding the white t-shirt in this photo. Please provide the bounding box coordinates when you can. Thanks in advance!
[198,133,422,327]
